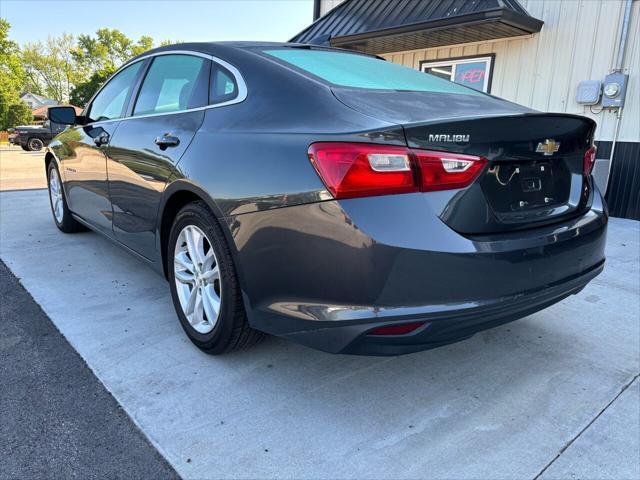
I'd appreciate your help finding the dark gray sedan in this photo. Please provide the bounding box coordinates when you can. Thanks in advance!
[46,42,607,355]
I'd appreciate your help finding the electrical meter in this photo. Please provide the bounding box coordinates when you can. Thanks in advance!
[602,73,628,108]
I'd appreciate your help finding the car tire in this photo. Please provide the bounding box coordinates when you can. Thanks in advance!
[27,137,44,151]
[168,201,264,354]
[47,162,85,233]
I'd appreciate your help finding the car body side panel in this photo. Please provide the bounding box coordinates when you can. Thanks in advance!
[49,122,120,234]
[107,111,205,259]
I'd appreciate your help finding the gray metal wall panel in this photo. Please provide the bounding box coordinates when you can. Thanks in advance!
[598,141,640,220]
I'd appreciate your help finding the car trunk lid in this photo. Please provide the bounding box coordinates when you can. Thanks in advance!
[403,113,596,233]
[332,89,596,234]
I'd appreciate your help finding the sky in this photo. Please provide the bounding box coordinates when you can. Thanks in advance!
[1,0,315,46]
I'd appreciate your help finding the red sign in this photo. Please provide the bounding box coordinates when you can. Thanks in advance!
[457,69,485,84]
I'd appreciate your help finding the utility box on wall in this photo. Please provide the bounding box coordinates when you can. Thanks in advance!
[602,73,629,108]
[576,80,602,105]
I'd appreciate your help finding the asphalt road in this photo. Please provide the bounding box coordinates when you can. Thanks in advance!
[1,185,638,480]
[0,261,178,480]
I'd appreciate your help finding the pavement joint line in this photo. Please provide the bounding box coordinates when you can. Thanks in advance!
[533,373,640,480]
[0,187,47,193]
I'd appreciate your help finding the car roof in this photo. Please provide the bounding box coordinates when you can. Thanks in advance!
[129,41,375,63]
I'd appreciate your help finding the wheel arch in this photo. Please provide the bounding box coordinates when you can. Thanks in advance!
[44,150,73,200]
[44,150,56,170]
[157,180,234,279]
[44,147,63,168]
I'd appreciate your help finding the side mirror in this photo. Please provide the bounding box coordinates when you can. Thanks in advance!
[48,106,77,125]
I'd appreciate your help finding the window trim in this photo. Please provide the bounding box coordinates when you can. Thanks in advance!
[83,50,248,126]
[84,59,148,123]
[131,54,210,117]
[419,54,495,93]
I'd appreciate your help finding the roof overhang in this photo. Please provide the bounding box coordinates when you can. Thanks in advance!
[329,8,543,54]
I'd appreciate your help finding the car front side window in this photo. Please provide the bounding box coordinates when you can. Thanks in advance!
[87,61,143,123]
[133,54,209,116]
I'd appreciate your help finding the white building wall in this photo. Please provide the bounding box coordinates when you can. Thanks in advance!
[319,0,639,142]
[319,0,344,16]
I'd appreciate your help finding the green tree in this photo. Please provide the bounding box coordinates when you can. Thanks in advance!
[19,29,155,105]
[69,67,114,108]
[5,100,32,128]
[67,29,155,106]
[132,35,153,56]
[0,19,28,129]
[21,33,79,102]
[7,25,169,114]
[69,28,153,106]
[0,19,24,88]
[72,28,153,74]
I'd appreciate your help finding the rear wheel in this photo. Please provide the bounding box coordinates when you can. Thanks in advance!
[47,162,85,233]
[168,201,263,354]
[27,137,44,151]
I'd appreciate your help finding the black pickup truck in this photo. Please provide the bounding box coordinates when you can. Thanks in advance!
[10,120,66,151]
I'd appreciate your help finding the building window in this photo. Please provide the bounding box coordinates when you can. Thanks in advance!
[420,55,494,93]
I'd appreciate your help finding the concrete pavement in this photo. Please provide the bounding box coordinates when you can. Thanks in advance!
[0,187,638,479]
[0,261,178,480]
[0,146,47,191]
[540,379,640,479]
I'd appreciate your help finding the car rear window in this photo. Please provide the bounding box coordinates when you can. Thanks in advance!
[210,65,238,104]
[263,49,481,95]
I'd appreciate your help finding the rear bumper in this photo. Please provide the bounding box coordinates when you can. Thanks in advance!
[283,260,603,355]
[229,189,608,355]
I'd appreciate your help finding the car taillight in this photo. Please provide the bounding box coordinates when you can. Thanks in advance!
[308,142,486,199]
[307,143,415,199]
[413,149,487,192]
[583,145,597,176]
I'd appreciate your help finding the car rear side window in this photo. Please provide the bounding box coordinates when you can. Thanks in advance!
[264,49,481,95]
[88,61,142,122]
[134,54,209,116]
[210,64,238,104]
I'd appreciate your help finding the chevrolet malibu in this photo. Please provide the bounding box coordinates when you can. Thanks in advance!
[45,42,607,355]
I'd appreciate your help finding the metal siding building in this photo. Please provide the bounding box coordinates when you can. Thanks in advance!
[295,0,640,219]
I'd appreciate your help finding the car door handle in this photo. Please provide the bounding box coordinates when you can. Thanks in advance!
[154,134,180,150]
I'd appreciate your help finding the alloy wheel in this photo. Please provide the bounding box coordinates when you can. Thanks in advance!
[173,225,222,334]
[49,167,64,223]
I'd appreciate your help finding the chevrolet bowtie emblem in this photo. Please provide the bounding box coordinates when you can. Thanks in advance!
[536,139,560,156]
